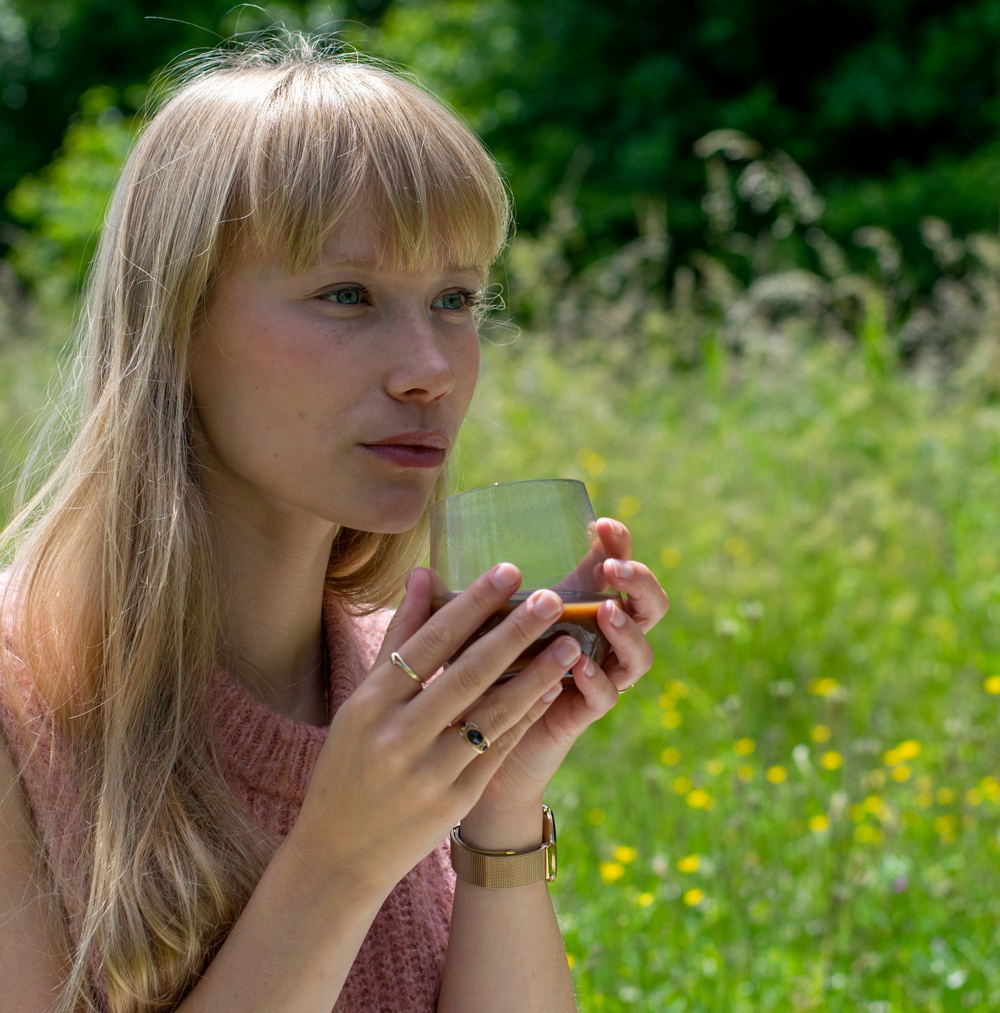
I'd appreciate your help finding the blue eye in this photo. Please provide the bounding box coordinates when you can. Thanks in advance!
[432,290,478,310]
[325,287,362,304]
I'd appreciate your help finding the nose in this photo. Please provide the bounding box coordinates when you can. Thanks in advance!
[383,312,456,405]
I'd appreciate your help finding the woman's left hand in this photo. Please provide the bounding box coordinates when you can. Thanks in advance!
[472,517,669,810]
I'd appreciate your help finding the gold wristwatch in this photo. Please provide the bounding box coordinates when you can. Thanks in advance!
[450,805,557,888]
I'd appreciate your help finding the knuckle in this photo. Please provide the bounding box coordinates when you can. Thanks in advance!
[452,654,491,697]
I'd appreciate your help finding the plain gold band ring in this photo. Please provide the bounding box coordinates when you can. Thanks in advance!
[391,651,426,688]
[456,717,490,754]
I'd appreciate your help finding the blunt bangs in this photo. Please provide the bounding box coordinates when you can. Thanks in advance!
[162,60,511,276]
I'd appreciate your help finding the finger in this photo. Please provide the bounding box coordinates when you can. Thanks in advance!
[596,598,654,691]
[406,586,571,724]
[600,558,669,634]
[595,517,632,560]
[373,562,524,703]
[429,636,580,773]
[374,567,434,664]
[450,676,569,799]
[538,653,620,746]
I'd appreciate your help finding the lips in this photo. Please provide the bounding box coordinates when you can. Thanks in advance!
[360,431,449,469]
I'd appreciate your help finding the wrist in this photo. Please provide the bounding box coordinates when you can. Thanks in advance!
[458,794,546,852]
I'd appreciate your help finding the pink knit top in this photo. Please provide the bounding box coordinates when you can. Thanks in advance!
[0,591,455,1012]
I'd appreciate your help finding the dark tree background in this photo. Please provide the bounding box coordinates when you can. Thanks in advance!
[3,0,1000,277]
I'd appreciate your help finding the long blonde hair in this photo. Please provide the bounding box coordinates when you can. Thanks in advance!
[1,36,509,1012]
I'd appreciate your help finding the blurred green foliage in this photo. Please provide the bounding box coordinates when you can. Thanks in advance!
[6,0,1000,279]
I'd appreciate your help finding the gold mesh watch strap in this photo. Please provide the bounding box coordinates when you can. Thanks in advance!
[450,805,557,889]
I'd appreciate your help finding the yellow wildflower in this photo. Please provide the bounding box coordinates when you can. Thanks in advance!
[686,789,715,810]
[884,740,921,766]
[734,738,755,756]
[934,814,957,839]
[980,776,1000,800]
[811,725,831,743]
[567,955,576,969]
[587,808,606,825]
[669,680,690,697]
[892,765,911,782]
[916,793,933,809]
[849,805,865,821]
[936,787,955,805]
[766,766,787,784]
[672,775,692,794]
[584,453,607,477]
[599,861,625,883]
[661,710,681,729]
[637,892,655,908]
[683,888,705,906]
[705,759,725,776]
[737,765,753,783]
[985,676,1000,695]
[661,747,681,766]
[613,846,637,864]
[660,547,681,568]
[863,794,882,814]
[809,814,830,833]
[821,751,842,771]
[808,678,840,697]
[677,854,700,873]
[967,788,983,806]
[855,824,882,844]
[618,495,641,518]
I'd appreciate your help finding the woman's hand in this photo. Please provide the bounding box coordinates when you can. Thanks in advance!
[290,564,592,898]
[465,518,669,814]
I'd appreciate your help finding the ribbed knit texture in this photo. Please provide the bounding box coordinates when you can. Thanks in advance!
[0,591,455,1012]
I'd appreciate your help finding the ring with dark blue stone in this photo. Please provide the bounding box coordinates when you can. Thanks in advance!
[457,717,490,754]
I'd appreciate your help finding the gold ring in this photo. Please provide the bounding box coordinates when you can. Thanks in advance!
[456,717,490,754]
[391,651,425,688]
[618,683,634,694]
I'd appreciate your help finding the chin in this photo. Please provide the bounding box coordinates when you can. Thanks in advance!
[336,499,430,536]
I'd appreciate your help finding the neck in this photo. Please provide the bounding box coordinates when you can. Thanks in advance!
[209,488,338,727]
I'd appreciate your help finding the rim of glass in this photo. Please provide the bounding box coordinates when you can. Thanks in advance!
[434,477,588,507]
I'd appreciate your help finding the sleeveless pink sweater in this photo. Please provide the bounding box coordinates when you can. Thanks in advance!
[0,591,455,1012]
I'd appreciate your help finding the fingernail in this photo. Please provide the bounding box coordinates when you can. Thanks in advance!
[556,638,581,666]
[583,657,598,677]
[609,602,628,628]
[612,559,633,579]
[492,562,521,589]
[542,684,563,703]
[614,521,625,537]
[529,590,562,620]
[405,568,416,590]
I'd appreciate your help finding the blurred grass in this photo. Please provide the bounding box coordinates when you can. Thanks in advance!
[456,336,1000,1012]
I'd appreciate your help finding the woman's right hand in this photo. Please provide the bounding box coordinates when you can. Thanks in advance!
[289,563,580,899]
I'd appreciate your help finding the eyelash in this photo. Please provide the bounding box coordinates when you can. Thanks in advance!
[320,286,481,309]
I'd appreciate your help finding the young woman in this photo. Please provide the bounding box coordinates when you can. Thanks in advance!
[0,40,669,1013]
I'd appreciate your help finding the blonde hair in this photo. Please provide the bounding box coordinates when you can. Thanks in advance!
[1,36,509,1012]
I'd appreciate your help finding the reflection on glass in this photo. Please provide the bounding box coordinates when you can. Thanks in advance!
[430,479,622,683]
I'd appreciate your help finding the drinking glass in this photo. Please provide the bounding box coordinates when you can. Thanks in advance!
[429,478,621,683]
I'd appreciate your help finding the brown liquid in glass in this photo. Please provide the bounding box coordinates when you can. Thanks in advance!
[429,590,619,685]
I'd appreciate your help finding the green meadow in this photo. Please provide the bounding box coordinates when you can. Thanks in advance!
[456,333,1000,1013]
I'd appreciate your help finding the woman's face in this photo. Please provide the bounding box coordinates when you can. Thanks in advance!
[188,209,482,535]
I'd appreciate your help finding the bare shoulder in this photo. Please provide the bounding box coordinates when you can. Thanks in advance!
[0,704,72,1008]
